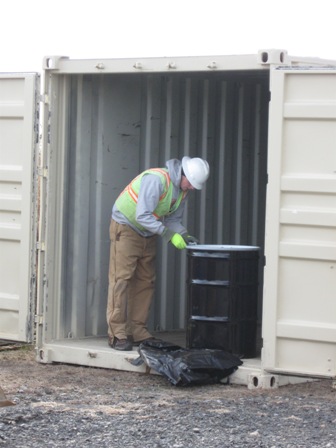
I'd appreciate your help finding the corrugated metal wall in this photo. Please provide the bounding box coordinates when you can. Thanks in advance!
[61,70,269,338]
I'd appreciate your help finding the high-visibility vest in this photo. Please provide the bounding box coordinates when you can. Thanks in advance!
[115,168,185,232]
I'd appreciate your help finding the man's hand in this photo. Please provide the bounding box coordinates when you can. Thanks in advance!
[171,233,187,250]
[182,235,199,245]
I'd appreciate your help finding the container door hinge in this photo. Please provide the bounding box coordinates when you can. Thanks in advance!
[34,314,43,325]
[36,241,46,251]
[38,167,48,178]
[40,93,49,104]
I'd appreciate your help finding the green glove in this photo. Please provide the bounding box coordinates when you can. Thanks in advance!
[182,235,199,245]
[171,233,187,250]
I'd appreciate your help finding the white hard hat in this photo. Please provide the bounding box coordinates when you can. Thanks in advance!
[182,156,210,190]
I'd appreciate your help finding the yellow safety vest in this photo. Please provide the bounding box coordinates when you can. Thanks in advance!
[115,168,185,232]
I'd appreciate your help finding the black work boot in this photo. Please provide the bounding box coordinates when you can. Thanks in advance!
[108,336,133,351]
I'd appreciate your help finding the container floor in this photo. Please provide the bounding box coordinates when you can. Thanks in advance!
[39,325,313,388]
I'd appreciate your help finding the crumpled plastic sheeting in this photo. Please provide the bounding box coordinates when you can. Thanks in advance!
[130,339,243,387]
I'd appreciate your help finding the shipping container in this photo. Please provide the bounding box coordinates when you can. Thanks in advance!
[0,49,335,388]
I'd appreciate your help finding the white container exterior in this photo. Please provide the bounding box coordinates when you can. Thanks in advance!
[0,73,39,342]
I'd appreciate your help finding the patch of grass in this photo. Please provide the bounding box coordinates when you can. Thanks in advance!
[0,342,34,353]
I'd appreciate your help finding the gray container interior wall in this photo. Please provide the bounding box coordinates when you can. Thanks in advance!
[58,70,269,339]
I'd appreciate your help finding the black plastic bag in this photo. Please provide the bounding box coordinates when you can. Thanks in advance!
[130,339,243,387]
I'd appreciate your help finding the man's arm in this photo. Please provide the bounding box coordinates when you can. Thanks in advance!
[135,174,166,235]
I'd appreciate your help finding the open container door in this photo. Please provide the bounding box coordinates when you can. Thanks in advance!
[0,73,39,342]
[262,67,336,378]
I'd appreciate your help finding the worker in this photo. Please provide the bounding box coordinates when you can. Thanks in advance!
[106,156,210,351]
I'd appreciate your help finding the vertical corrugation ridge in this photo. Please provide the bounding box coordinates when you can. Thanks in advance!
[216,81,227,243]
[199,79,209,243]
[235,83,244,243]
[143,76,153,168]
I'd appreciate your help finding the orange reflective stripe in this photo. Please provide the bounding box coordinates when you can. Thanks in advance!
[127,184,138,203]
[123,173,143,204]
[149,168,170,199]
[150,168,170,185]
[118,168,170,210]
[127,168,170,204]
[126,183,160,219]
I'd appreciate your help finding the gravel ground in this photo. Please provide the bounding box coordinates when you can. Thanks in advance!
[1,346,336,448]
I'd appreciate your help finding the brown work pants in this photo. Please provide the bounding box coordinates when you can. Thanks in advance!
[106,219,157,343]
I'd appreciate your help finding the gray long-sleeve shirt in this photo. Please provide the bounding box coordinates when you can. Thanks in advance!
[112,159,188,238]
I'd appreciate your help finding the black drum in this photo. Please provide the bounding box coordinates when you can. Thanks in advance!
[186,245,260,358]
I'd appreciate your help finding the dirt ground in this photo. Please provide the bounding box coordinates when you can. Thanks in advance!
[2,344,335,402]
[1,344,336,447]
